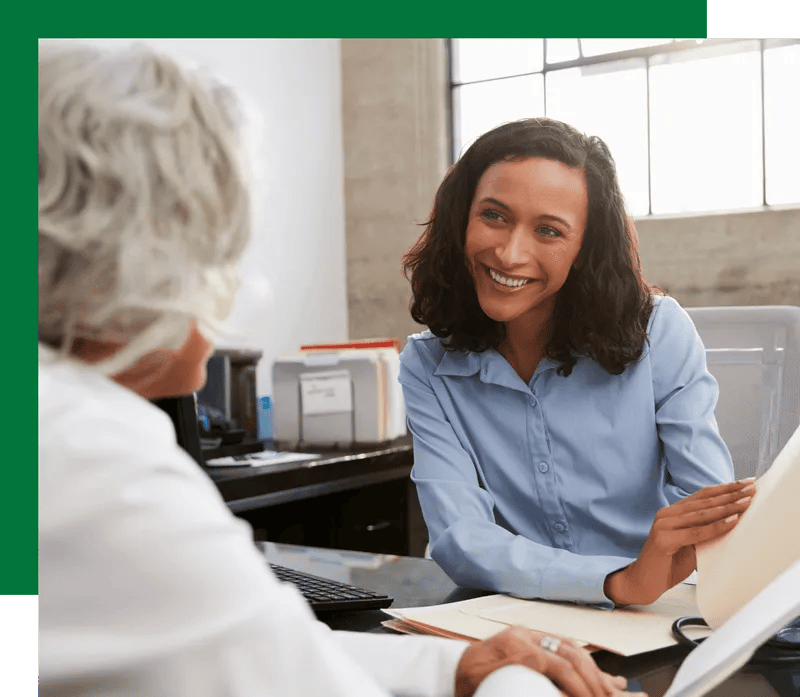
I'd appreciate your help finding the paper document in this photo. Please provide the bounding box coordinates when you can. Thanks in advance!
[663,559,800,697]
[696,425,800,628]
[384,596,515,643]
[204,450,321,467]
[300,370,353,416]
[474,583,697,656]
[384,583,697,656]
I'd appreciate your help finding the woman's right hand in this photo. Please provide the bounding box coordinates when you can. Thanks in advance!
[604,479,756,606]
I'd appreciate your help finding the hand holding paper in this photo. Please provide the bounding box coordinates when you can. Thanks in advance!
[604,479,756,606]
[696,425,800,628]
[658,425,800,697]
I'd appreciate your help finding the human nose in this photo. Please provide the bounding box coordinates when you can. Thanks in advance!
[495,226,533,268]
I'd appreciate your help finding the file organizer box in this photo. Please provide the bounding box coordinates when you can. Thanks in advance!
[272,348,407,448]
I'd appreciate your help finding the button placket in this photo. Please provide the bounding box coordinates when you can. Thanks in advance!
[526,388,564,545]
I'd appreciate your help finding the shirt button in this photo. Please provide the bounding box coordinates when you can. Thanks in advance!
[538,462,549,473]
[554,523,566,533]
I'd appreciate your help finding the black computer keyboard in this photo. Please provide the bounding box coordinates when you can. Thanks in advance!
[269,563,394,613]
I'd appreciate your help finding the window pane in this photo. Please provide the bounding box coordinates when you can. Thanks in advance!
[452,75,545,159]
[546,59,650,216]
[452,39,543,83]
[764,44,800,206]
[546,39,579,64]
[649,44,762,214]
[580,39,674,57]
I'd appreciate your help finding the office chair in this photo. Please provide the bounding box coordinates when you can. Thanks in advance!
[686,305,800,480]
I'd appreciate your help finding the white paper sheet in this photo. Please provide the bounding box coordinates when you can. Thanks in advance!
[300,369,353,415]
[204,450,321,467]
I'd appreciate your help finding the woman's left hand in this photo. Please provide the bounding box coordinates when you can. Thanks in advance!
[604,479,756,606]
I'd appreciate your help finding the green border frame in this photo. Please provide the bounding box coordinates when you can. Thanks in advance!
[4,31,37,595]
[36,0,707,39]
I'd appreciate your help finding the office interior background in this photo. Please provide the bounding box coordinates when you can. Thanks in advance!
[42,38,800,400]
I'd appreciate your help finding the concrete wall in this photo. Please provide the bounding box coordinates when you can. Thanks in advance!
[636,207,800,308]
[341,40,449,345]
[341,38,800,343]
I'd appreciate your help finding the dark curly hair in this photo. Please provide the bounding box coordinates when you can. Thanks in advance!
[403,117,659,377]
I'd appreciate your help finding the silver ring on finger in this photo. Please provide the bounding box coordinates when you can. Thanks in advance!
[540,635,562,653]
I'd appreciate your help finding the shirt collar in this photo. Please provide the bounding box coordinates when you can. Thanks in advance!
[434,346,558,392]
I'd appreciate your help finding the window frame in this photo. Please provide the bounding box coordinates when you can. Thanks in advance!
[447,38,800,216]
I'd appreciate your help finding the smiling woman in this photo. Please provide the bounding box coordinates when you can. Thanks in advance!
[400,117,750,609]
[464,158,587,381]
[404,118,652,378]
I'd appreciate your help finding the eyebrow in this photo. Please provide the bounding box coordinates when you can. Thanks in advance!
[478,197,511,211]
[477,197,574,230]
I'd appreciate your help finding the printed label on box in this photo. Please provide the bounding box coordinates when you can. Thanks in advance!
[300,370,353,415]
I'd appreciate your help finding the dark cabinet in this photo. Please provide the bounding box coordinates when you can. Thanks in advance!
[205,438,428,557]
[234,478,426,557]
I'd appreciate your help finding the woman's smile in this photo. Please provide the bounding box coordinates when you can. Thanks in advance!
[485,264,536,289]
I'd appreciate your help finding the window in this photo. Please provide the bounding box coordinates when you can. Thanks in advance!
[450,39,800,217]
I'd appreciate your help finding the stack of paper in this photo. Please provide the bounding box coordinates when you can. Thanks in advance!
[384,583,698,656]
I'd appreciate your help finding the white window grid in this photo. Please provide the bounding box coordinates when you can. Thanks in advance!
[448,38,800,217]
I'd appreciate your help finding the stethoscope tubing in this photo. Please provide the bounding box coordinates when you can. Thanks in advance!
[672,616,800,665]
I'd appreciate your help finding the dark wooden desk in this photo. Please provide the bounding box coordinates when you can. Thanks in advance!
[261,543,800,697]
[203,437,427,557]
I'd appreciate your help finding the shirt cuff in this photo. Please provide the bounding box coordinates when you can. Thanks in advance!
[538,555,634,608]
[474,665,561,697]
[332,630,469,697]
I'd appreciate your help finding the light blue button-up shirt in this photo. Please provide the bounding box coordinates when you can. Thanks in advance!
[399,296,734,607]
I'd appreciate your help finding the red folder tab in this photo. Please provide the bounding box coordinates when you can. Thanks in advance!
[300,338,401,352]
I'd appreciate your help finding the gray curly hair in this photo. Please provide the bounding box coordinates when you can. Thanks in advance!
[38,43,251,374]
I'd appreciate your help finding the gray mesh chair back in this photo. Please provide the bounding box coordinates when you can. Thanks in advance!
[686,305,800,480]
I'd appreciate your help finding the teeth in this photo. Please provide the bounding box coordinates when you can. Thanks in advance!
[488,267,529,287]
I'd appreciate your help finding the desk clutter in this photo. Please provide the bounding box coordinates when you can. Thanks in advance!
[204,450,321,467]
[272,338,407,448]
[196,348,263,448]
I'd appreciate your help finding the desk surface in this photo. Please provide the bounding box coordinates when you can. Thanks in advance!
[261,543,800,697]
[204,437,413,512]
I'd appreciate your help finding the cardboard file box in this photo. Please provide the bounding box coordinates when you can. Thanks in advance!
[272,349,406,448]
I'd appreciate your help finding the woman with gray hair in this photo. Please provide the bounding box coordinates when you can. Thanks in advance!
[38,43,635,697]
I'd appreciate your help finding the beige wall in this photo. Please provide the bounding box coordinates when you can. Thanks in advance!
[341,39,800,343]
[341,39,448,345]
[636,207,800,308]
